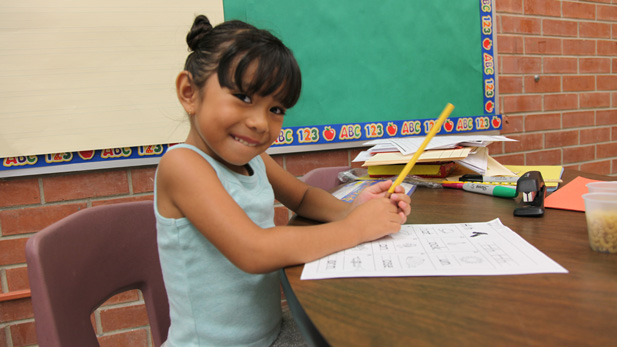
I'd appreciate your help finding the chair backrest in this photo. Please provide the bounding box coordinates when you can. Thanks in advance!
[300,166,351,191]
[26,200,170,347]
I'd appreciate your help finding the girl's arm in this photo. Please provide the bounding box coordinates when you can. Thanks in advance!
[157,149,405,274]
[262,153,410,223]
[261,154,353,222]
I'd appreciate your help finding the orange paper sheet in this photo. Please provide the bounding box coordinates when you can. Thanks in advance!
[544,176,600,212]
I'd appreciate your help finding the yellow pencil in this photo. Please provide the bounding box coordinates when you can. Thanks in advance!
[388,103,455,194]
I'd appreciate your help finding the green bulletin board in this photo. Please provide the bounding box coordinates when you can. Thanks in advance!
[224,0,499,147]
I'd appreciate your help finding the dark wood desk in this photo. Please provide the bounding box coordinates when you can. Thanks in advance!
[282,170,617,346]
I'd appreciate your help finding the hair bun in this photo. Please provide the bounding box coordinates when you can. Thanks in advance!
[186,15,213,52]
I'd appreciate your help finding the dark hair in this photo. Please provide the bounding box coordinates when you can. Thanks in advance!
[184,15,302,109]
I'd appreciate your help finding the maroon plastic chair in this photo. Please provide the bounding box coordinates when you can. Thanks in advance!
[25,200,170,347]
[300,166,351,191]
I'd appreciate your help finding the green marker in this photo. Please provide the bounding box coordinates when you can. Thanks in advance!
[462,183,518,198]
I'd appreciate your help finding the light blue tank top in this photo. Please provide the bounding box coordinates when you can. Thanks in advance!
[154,144,281,347]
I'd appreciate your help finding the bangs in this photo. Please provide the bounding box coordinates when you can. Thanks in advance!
[217,37,302,109]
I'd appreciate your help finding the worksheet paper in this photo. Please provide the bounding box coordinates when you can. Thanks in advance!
[301,219,567,280]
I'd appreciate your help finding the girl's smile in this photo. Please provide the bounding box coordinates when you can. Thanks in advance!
[232,134,259,147]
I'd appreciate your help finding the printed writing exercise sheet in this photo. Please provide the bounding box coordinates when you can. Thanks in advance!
[301,219,568,280]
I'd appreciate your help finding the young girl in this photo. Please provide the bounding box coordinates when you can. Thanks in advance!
[155,14,411,346]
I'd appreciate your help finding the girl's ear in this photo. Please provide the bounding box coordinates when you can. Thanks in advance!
[176,71,198,115]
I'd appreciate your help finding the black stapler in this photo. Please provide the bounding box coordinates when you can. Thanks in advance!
[514,171,546,217]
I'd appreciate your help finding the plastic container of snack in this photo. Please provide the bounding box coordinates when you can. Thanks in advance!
[582,193,617,253]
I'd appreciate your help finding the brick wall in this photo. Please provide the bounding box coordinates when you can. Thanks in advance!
[1,1,617,346]
[493,0,617,174]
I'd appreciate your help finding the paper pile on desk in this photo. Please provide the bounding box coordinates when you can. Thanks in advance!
[353,135,517,177]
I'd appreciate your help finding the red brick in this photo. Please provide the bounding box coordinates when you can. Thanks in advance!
[0,298,33,323]
[502,95,543,114]
[91,195,153,207]
[131,166,156,194]
[101,290,141,307]
[524,0,561,17]
[597,110,617,126]
[487,142,503,155]
[274,205,290,226]
[597,4,617,21]
[504,133,544,152]
[563,111,595,128]
[598,75,617,91]
[581,127,611,145]
[42,170,129,202]
[0,237,28,266]
[98,329,149,347]
[580,22,611,39]
[613,126,617,142]
[525,113,561,132]
[285,149,349,176]
[496,35,524,54]
[500,56,542,74]
[495,0,523,14]
[545,130,579,148]
[0,178,40,208]
[501,115,524,134]
[598,40,617,56]
[542,19,578,37]
[580,160,611,176]
[564,145,595,164]
[524,37,562,55]
[613,159,617,175]
[10,320,37,347]
[544,94,579,111]
[6,266,29,291]
[526,149,562,165]
[563,75,595,92]
[524,75,561,93]
[499,15,541,35]
[543,57,578,74]
[563,1,596,20]
[597,142,617,159]
[564,164,579,172]
[0,326,6,346]
[99,304,149,332]
[613,58,617,73]
[563,39,596,56]
[499,76,523,94]
[0,203,86,236]
[580,92,611,109]
[580,58,611,74]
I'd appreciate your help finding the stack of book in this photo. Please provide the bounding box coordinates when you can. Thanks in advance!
[353,135,517,178]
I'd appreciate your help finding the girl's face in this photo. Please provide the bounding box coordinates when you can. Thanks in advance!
[184,71,287,174]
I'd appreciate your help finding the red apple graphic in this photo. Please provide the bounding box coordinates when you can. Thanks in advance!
[492,116,501,128]
[485,100,494,113]
[78,150,95,160]
[386,122,398,136]
[483,38,492,50]
[323,126,336,141]
[443,119,454,132]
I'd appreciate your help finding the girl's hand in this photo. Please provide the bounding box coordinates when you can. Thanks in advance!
[346,198,404,243]
[351,180,411,224]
